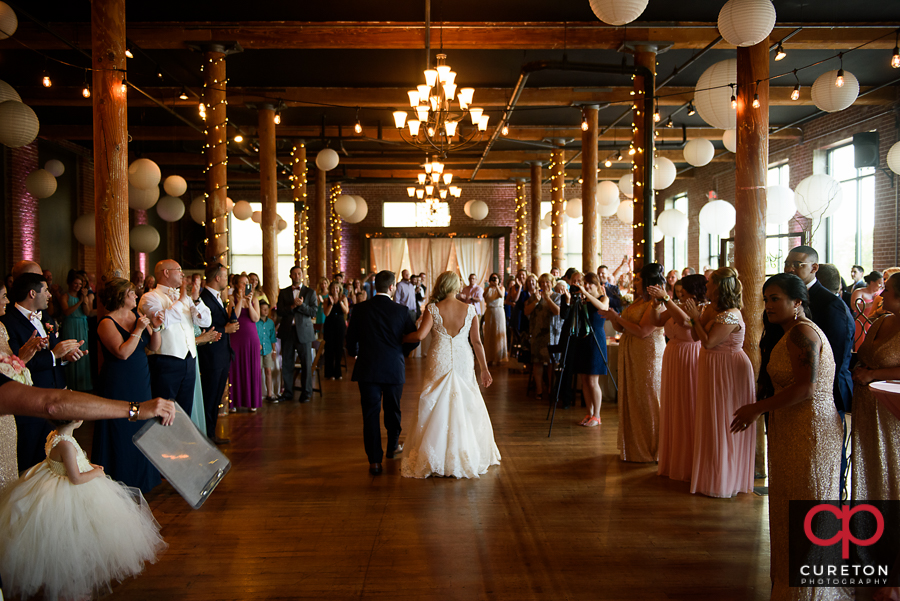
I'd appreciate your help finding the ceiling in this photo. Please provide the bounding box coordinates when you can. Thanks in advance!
[3,0,899,189]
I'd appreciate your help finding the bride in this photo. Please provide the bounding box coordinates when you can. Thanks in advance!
[401,271,501,479]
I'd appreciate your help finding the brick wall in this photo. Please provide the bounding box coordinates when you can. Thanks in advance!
[5,142,40,267]
[77,154,97,274]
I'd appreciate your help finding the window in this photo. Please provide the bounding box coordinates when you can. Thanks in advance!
[699,231,721,271]
[383,201,450,227]
[229,202,297,290]
[664,194,688,274]
[765,163,792,275]
[823,143,875,274]
[539,200,583,272]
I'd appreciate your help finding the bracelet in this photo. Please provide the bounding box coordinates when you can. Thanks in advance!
[131,333,141,338]
[127,402,140,422]
[662,295,671,303]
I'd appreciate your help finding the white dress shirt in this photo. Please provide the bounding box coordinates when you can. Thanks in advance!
[204,286,224,307]
[16,303,54,365]
[139,285,211,359]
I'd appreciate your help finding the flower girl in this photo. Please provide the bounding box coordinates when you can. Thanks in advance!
[0,418,166,600]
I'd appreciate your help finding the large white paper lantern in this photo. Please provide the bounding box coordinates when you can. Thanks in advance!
[723,129,737,153]
[346,196,368,223]
[794,174,843,220]
[540,212,551,229]
[597,180,620,206]
[717,0,776,48]
[251,210,262,224]
[653,156,677,190]
[315,148,339,171]
[694,59,737,131]
[277,218,288,232]
[765,185,797,225]
[683,138,715,167]
[233,200,253,220]
[44,159,64,177]
[163,175,187,197]
[0,80,20,103]
[128,184,160,210]
[464,200,475,218]
[599,198,619,217]
[616,200,634,224]
[656,208,688,238]
[588,0,648,26]
[226,197,234,213]
[0,2,17,40]
[128,158,161,190]
[156,195,186,222]
[469,200,489,221]
[887,141,900,175]
[73,213,95,246]
[0,101,39,148]
[334,194,357,219]
[653,227,664,244]
[130,224,160,253]
[565,198,582,219]
[618,173,634,198]
[811,70,859,113]
[698,200,736,236]
[190,196,206,224]
[24,169,57,198]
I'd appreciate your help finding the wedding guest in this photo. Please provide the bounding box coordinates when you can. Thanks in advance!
[59,270,93,391]
[458,274,484,317]
[525,274,563,400]
[198,264,235,443]
[394,269,418,324]
[850,270,883,351]
[314,277,330,328]
[248,272,268,305]
[514,273,537,360]
[257,301,278,400]
[142,275,156,296]
[92,278,163,493]
[550,267,561,278]
[683,267,755,498]
[409,274,422,320]
[732,273,842,601]
[681,267,696,277]
[606,263,665,462]
[482,273,507,365]
[228,274,262,412]
[816,263,843,295]
[276,267,318,403]
[362,272,376,299]
[597,265,622,312]
[851,272,900,501]
[322,281,349,380]
[647,274,706,482]
[665,270,679,296]
[505,269,525,334]
[570,273,609,427]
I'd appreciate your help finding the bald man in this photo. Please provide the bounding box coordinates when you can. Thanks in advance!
[11,260,41,279]
[138,260,211,414]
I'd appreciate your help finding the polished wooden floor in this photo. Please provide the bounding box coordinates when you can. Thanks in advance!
[108,359,775,601]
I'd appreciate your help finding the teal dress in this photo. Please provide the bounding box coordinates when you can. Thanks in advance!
[190,324,208,434]
[61,294,92,391]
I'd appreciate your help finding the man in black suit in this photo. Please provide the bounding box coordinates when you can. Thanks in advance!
[598,264,622,313]
[2,273,85,470]
[276,266,318,403]
[346,270,419,475]
[198,264,237,444]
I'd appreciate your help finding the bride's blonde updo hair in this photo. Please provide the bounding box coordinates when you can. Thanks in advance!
[429,271,462,304]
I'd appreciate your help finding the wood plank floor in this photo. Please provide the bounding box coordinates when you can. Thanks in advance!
[107,358,775,601]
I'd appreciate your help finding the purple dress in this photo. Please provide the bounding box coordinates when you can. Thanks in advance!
[229,310,262,409]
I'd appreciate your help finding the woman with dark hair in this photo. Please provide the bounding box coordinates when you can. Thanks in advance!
[850,270,883,351]
[59,270,93,391]
[606,263,665,462]
[482,272,507,365]
[227,274,262,411]
[647,274,706,482]
[732,273,842,600]
[322,280,349,380]
[570,272,609,426]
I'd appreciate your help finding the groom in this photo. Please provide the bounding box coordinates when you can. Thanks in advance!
[346,270,419,475]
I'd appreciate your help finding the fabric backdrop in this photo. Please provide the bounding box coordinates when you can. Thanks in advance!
[453,238,493,289]
[370,239,407,274]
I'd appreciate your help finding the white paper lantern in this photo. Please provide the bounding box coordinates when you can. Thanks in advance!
[540,212,551,229]
[617,173,634,199]
[226,197,234,213]
[156,195,185,222]
[251,210,262,224]
[0,101,39,148]
[694,59,737,131]
[597,180,620,206]
[723,129,737,153]
[653,156,677,190]
[190,196,206,224]
[794,174,843,220]
[811,70,859,113]
[469,200,489,221]
[277,218,288,232]
[128,184,160,210]
[233,200,253,220]
[887,141,900,175]
[24,169,57,198]
[656,208,688,238]
[717,0,776,48]
[315,148,339,171]
[683,138,715,167]
[698,200,736,236]
[765,185,797,225]
[565,198,582,219]
[653,227,664,244]
[346,196,368,223]
[163,175,187,197]
[334,194,357,219]
[73,213,95,246]
[0,2,18,40]
[44,159,64,177]
[599,198,619,217]
[128,158,161,190]
[588,0,648,26]
[464,200,475,218]
[616,200,634,224]
[0,80,20,103]
[130,224,160,253]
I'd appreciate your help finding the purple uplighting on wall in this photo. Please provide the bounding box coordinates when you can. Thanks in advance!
[8,143,40,263]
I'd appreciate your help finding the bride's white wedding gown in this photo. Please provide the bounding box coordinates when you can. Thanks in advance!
[401,303,501,479]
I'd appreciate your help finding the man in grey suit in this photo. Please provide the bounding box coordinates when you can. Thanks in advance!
[276,266,318,403]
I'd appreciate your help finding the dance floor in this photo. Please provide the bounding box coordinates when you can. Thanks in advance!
[106,358,775,600]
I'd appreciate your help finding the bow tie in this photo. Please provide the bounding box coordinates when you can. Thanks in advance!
[293,286,301,291]
[28,310,42,322]
[165,288,179,301]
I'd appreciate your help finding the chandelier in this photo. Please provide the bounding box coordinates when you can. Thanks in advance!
[392,53,489,154]
[405,156,459,227]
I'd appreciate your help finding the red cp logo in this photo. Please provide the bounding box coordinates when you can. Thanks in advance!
[804,504,884,559]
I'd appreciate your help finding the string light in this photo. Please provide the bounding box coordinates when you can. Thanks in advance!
[752,93,760,109]
[581,115,589,131]
[81,71,91,98]
[730,85,737,109]
[42,71,51,88]
[501,124,509,136]
[791,84,801,101]
[686,101,696,116]
[120,77,127,94]
[125,48,133,59]
[274,111,282,125]
[893,30,900,68]
[652,100,660,123]
[179,87,189,100]
[835,54,845,87]
[775,43,787,61]
[604,158,612,168]
[234,134,243,143]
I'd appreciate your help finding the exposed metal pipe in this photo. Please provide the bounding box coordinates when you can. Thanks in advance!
[656,35,723,91]
[769,28,803,52]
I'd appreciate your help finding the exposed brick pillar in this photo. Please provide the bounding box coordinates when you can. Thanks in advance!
[6,142,40,266]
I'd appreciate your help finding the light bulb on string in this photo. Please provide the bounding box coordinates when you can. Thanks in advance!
[791,83,801,101]
[581,116,589,131]
[501,124,509,136]
[687,101,696,116]
[775,43,787,61]
[42,71,52,88]
[893,30,900,68]
[274,112,282,125]
[835,69,845,88]
[730,85,737,109]
[752,93,760,109]
[125,48,134,59]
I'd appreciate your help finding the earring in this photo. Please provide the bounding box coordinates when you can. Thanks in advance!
[794,307,799,321]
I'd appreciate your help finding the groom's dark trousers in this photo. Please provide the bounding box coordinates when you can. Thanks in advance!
[346,294,418,464]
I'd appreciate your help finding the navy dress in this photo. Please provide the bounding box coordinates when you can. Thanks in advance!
[573,303,609,375]
[91,314,161,493]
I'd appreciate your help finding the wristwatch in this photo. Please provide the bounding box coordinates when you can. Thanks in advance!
[127,402,141,422]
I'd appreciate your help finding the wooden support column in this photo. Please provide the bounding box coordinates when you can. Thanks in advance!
[529,162,543,275]
[258,105,279,305]
[735,40,769,476]
[582,105,599,274]
[311,167,327,285]
[550,146,566,271]
[632,47,656,271]
[203,48,228,268]
[91,0,129,284]
[291,140,307,275]
[514,179,527,272]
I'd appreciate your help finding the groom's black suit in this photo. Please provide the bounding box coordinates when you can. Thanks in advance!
[346,294,419,464]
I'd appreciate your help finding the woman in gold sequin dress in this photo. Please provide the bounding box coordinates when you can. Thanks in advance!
[851,272,900,501]
[606,263,665,463]
[732,274,846,601]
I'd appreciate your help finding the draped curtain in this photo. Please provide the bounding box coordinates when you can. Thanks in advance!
[453,239,493,287]
[370,239,407,274]
[406,239,431,276]
[426,239,454,295]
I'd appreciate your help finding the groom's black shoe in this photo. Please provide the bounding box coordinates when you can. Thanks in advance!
[386,443,403,459]
[369,463,383,475]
